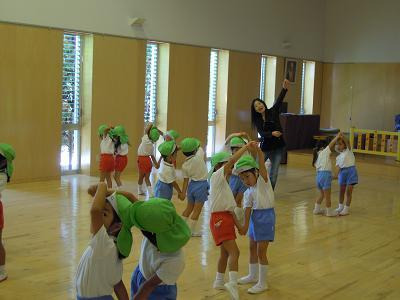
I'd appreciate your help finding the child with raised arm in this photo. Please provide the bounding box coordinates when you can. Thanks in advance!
[235,143,274,295]
[137,123,162,197]
[335,132,359,216]
[312,133,341,216]
[209,141,257,300]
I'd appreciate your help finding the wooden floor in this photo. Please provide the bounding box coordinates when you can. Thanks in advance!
[1,156,400,299]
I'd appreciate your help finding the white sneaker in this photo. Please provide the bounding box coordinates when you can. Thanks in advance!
[313,207,326,215]
[326,208,338,217]
[339,208,350,216]
[224,282,239,300]
[0,272,8,283]
[238,275,258,285]
[335,206,344,213]
[213,279,225,290]
[248,283,268,294]
[191,231,202,237]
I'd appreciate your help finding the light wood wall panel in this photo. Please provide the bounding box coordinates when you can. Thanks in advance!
[225,51,261,139]
[88,35,146,175]
[312,61,324,115]
[166,44,210,155]
[321,63,400,131]
[0,23,62,182]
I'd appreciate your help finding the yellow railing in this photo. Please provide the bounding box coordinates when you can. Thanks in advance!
[349,127,400,161]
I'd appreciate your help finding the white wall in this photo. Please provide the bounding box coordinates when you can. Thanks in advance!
[0,0,326,60]
[324,0,400,63]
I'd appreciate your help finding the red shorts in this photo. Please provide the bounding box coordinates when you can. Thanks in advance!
[99,154,115,172]
[0,200,4,230]
[210,211,236,246]
[115,155,128,172]
[137,156,152,174]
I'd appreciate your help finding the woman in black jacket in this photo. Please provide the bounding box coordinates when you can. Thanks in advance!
[251,79,290,189]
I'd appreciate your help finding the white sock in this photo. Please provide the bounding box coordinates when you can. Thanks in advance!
[215,272,225,281]
[0,265,5,273]
[258,264,267,287]
[249,263,258,278]
[189,219,198,232]
[147,185,153,196]
[229,271,238,284]
[314,203,321,210]
[337,203,344,210]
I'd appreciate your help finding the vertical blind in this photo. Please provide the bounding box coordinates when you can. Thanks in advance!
[62,33,81,125]
[208,49,219,122]
[300,61,306,114]
[144,42,159,123]
[260,55,267,100]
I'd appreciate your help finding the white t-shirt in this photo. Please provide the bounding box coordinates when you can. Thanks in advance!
[139,237,185,285]
[158,161,176,184]
[100,135,115,154]
[137,135,154,156]
[336,148,356,169]
[75,226,123,297]
[116,143,129,156]
[243,175,274,210]
[315,146,332,171]
[209,167,237,213]
[181,147,208,181]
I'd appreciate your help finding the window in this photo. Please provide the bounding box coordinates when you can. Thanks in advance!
[300,60,315,114]
[144,42,159,123]
[259,55,277,108]
[61,33,82,173]
[206,49,219,158]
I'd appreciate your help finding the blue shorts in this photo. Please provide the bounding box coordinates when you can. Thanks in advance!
[131,266,177,300]
[187,180,209,203]
[248,208,275,242]
[154,180,173,200]
[229,175,247,197]
[77,296,113,300]
[339,166,358,186]
[316,171,332,190]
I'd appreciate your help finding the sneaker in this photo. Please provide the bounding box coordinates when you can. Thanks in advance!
[326,208,338,217]
[213,279,225,290]
[224,282,239,300]
[191,231,202,237]
[313,207,326,215]
[248,283,268,294]
[339,208,349,216]
[335,206,344,213]
[0,272,8,283]
[238,275,258,285]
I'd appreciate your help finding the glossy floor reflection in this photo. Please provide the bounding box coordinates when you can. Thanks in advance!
[1,163,400,299]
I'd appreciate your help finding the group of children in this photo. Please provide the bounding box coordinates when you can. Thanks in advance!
[98,125,130,189]
[312,132,358,217]
[0,124,358,300]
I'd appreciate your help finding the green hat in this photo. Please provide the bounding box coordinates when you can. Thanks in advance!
[165,130,180,141]
[230,137,246,148]
[113,125,129,144]
[234,155,259,174]
[113,125,126,137]
[0,143,16,179]
[130,198,191,253]
[209,152,231,178]
[149,127,160,142]
[107,194,190,256]
[158,141,177,156]
[98,124,108,137]
[180,138,200,153]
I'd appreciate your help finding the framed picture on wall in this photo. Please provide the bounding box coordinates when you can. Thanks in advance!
[284,59,297,84]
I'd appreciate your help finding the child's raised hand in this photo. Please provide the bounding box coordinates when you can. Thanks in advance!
[247,141,259,151]
[87,182,107,197]
[283,79,290,90]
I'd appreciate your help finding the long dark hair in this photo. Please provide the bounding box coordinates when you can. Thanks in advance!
[251,98,267,129]
[312,140,329,167]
